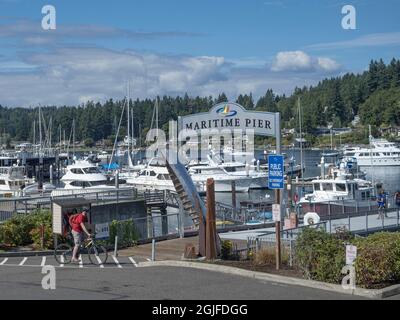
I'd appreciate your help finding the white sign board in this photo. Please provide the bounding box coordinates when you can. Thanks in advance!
[95,223,110,240]
[52,203,63,235]
[272,204,281,222]
[346,245,357,265]
[180,102,278,137]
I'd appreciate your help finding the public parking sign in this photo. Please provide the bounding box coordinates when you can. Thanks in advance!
[268,155,284,189]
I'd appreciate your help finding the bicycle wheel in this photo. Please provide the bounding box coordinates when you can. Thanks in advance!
[54,243,73,264]
[88,245,108,265]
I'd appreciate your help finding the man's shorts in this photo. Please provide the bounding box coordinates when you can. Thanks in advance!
[72,230,84,246]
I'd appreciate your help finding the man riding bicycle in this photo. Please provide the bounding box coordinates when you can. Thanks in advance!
[69,207,92,262]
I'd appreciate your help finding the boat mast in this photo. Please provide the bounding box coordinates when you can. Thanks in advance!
[369,125,375,189]
[33,120,36,146]
[73,118,75,159]
[298,97,304,179]
[39,105,42,154]
[127,81,130,156]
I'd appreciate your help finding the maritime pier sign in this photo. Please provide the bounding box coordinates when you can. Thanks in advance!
[179,102,278,137]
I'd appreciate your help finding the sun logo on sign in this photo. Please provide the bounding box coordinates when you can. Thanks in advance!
[216,105,237,117]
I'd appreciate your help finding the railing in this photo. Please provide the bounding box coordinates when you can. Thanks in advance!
[144,190,180,208]
[0,187,143,223]
[215,202,243,224]
[324,207,400,235]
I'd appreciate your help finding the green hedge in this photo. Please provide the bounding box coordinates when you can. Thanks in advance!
[295,228,347,283]
[353,233,400,287]
[295,228,400,288]
[0,213,140,251]
[96,219,139,249]
[0,210,53,249]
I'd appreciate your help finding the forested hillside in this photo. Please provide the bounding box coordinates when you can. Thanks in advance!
[0,58,399,144]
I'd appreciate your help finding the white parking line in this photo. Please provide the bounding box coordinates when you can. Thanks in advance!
[95,255,104,268]
[40,257,46,267]
[19,257,28,266]
[0,258,8,265]
[79,255,83,268]
[129,257,138,267]
[112,255,122,268]
[60,255,64,268]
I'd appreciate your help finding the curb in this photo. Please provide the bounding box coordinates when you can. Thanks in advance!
[0,251,53,258]
[137,260,399,299]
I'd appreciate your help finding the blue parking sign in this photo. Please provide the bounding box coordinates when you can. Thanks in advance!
[268,155,284,189]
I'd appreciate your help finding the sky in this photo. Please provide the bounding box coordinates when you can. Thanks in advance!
[0,0,399,107]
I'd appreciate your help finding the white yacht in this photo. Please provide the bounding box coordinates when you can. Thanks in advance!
[194,151,268,189]
[0,166,36,196]
[60,160,116,190]
[343,138,400,167]
[188,164,253,192]
[298,167,376,217]
[125,164,175,191]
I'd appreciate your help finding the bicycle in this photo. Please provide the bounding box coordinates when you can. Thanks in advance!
[54,232,108,265]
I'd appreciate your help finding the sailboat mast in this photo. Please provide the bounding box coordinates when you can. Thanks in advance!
[39,105,42,153]
[73,119,75,159]
[298,97,303,178]
[127,81,130,156]
[369,125,375,187]
[156,97,159,134]
[33,120,36,146]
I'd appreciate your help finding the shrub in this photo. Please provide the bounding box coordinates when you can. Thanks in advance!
[0,210,52,248]
[221,240,233,260]
[295,227,347,282]
[353,232,400,288]
[296,228,400,288]
[108,219,138,248]
[253,247,276,265]
[0,215,36,246]
[253,246,290,266]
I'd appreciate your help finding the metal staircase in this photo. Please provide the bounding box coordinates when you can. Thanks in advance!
[165,160,206,230]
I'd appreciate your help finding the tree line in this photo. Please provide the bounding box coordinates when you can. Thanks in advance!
[0,58,399,146]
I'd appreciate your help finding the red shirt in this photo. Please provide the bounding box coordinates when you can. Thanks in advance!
[69,213,86,233]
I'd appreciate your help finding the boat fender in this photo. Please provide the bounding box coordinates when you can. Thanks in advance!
[304,212,320,226]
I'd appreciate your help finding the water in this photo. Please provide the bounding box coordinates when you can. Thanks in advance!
[80,148,400,204]
[215,149,400,206]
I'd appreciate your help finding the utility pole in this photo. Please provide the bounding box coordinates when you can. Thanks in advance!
[206,178,217,260]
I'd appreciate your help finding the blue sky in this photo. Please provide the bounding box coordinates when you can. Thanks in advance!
[0,0,399,106]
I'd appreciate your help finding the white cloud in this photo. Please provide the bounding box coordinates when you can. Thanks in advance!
[272,51,313,72]
[307,32,400,50]
[271,50,341,73]
[317,57,340,72]
[0,47,342,107]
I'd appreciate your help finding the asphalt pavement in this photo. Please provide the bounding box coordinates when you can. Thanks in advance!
[0,255,373,300]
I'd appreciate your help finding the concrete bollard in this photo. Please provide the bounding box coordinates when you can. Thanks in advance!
[114,236,118,257]
[151,239,156,261]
